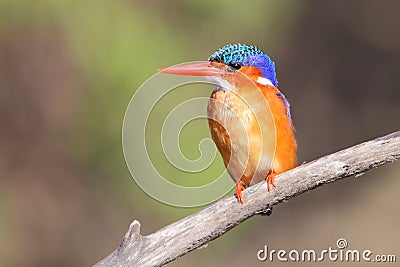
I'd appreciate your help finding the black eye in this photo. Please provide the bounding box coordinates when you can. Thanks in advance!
[228,62,242,70]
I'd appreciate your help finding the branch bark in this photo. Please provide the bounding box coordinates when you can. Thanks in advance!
[94,131,400,267]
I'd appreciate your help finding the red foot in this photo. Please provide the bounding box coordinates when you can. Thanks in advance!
[235,180,246,204]
[266,171,277,192]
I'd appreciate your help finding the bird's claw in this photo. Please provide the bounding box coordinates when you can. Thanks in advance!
[235,181,246,204]
[266,171,277,192]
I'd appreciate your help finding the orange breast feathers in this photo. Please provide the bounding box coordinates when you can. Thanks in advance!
[207,66,297,187]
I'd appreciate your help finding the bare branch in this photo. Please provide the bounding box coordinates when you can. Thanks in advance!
[94,131,400,267]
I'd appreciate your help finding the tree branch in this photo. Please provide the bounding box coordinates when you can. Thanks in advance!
[94,131,400,267]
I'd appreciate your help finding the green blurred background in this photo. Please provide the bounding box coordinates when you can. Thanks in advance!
[0,0,399,266]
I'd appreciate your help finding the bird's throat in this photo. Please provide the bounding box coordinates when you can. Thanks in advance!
[205,76,235,92]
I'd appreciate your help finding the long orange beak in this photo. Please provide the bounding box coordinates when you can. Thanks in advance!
[158,61,225,77]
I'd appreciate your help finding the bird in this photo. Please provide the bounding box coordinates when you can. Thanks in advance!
[159,43,297,203]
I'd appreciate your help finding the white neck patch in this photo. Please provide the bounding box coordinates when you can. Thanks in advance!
[256,76,273,86]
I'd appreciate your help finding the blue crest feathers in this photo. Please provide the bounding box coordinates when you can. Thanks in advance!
[209,43,278,88]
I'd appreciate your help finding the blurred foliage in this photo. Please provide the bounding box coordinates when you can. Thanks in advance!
[0,0,399,266]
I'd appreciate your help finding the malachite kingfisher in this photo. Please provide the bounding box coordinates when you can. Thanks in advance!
[159,43,297,203]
